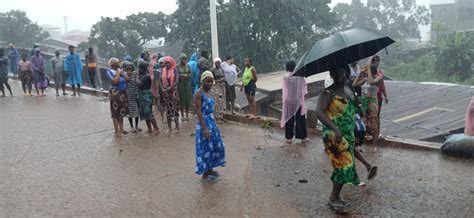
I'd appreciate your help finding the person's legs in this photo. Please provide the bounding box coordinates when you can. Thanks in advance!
[145,120,153,132]
[40,88,44,96]
[118,118,127,134]
[112,118,120,137]
[295,107,308,142]
[128,117,134,130]
[330,182,344,202]
[328,182,348,214]
[185,105,189,120]
[88,68,96,88]
[61,84,67,95]
[71,85,76,96]
[0,83,5,97]
[150,117,159,132]
[77,84,81,96]
[55,84,60,96]
[21,74,27,94]
[26,75,32,95]
[4,81,13,96]
[285,115,295,143]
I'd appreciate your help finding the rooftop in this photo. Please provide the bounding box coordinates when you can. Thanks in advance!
[430,0,455,6]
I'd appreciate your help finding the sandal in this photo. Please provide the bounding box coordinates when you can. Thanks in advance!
[368,166,378,180]
[327,200,349,215]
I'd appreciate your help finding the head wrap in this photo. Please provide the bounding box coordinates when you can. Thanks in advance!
[158,57,165,64]
[161,56,176,87]
[214,57,221,64]
[108,57,120,67]
[200,70,215,84]
[180,53,187,61]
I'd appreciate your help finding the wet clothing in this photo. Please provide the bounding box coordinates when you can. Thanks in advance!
[107,69,127,91]
[211,67,226,118]
[285,107,307,140]
[52,57,67,85]
[222,62,238,104]
[126,71,139,119]
[18,61,33,92]
[160,57,180,122]
[0,57,8,83]
[109,89,129,119]
[322,90,360,185]
[31,55,47,89]
[361,72,382,139]
[64,52,83,86]
[177,62,193,108]
[195,90,226,175]
[138,75,154,121]
[243,67,256,96]
[188,53,200,94]
[8,48,19,74]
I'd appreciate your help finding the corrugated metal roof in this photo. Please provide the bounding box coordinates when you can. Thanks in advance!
[431,0,455,5]
[380,81,473,141]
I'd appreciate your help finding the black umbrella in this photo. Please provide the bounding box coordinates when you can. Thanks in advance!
[292,28,395,77]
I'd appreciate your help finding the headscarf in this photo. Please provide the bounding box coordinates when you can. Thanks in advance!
[213,57,221,64]
[149,53,158,75]
[108,57,120,67]
[180,53,187,63]
[161,56,176,87]
[201,70,214,84]
[280,73,308,128]
[35,48,41,56]
[158,57,165,65]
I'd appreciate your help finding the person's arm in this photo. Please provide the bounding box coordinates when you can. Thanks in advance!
[251,67,257,82]
[315,91,342,154]
[382,82,388,103]
[85,54,89,66]
[352,70,366,87]
[194,91,211,139]
[170,69,179,89]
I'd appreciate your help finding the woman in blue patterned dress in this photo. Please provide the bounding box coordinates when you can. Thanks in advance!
[194,71,226,182]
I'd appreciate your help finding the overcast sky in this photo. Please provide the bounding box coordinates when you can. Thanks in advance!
[1,0,432,39]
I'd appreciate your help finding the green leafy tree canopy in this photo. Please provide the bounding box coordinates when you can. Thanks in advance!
[0,10,49,48]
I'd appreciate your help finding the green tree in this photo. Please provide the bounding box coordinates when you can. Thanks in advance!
[81,12,168,59]
[435,31,474,79]
[0,10,49,47]
[333,0,430,40]
[169,0,336,73]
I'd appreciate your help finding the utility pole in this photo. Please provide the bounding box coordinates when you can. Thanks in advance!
[210,0,219,59]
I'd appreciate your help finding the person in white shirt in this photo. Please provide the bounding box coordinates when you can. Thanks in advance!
[221,56,241,114]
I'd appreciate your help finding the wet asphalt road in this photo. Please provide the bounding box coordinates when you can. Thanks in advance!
[1,81,473,217]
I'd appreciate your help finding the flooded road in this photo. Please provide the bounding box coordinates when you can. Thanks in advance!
[0,81,472,217]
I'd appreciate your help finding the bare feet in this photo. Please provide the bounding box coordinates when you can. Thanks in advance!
[302,138,310,144]
[286,139,293,145]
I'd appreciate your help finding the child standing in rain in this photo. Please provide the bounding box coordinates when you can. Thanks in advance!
[194,71,226,183]
[18,54,33,96]
[0,49,13,97]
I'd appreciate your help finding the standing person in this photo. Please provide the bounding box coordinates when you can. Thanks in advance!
[136,52,147,66]
[198,50,212,85]
[18,54,33,96]
[465,96,474,136]
[316,66,378,215]
[148,53,160,98]
[159,56,180,133]
[85,47,98,89]
[188,52,200,94]
[281,60,309,144]
[194,71,226,183]
[51,50,68,96]
[154,57,166,123]
[375,57,389,138]
[123,61,140,133]
[353,56,384,152]
[137,62,160,134]
[106,58,129,137]
[241,57,258,119]
[221,56,240,114]
[211,58,226,119]
[31,48,47,96]
[64,45,83,96]
[349,62,362,97]
[177,53,193,121]
[8,43,19,77]
[0,49,13,97]
[29,43,39,59]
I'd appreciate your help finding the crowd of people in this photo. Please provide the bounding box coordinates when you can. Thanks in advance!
[1,41,390,214]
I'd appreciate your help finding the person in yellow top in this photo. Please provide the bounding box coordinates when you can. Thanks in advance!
[240,57,258,119]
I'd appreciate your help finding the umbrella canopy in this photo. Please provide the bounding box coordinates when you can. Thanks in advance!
[292,28,395,77]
